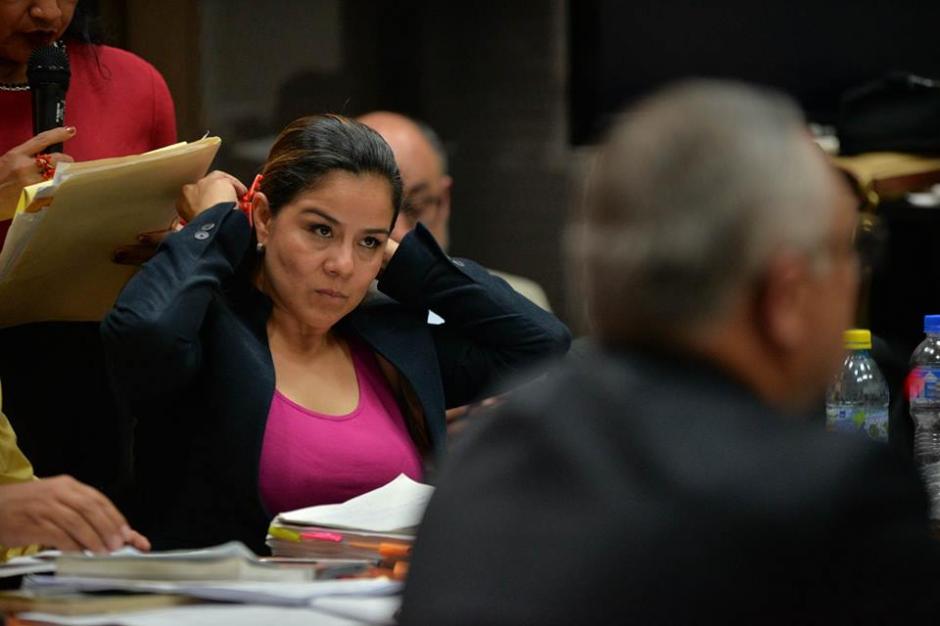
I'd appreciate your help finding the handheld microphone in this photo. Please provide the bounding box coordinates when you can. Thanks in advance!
[26,44,70,153]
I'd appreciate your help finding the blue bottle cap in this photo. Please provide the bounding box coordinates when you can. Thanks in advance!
[925,315,940,333]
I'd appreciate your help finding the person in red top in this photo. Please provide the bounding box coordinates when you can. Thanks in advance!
[0,33,176,160]
[0,1,177,500]
[0,0,177,240]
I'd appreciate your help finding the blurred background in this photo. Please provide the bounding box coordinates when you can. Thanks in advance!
[87,0,940,328]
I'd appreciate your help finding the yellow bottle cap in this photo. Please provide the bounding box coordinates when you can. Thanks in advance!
[843,328,872,350]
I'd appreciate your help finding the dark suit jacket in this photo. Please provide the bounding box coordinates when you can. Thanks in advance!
[401,347,940,625]
[101,203,570,552]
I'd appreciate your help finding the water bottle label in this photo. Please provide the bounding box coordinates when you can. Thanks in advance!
[826,404,889,442]
[910,366,940,403]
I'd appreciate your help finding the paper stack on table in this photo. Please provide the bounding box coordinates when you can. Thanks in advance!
[0,587,197,617]
[0,480,424,624]
[0,551,57,578]
[24,575,401,607]
[267,474,434,566]
[0,136,220,328]
[53,541,314,582]
[15,601,401,626]
[6,542,402,623]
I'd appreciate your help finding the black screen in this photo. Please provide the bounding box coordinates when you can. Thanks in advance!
[569,1,940,144]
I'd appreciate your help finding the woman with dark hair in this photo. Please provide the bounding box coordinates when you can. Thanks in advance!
[103,115,571,552]
[0,1,176,503]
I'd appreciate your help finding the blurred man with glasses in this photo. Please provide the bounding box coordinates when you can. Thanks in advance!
[358,111,551,311]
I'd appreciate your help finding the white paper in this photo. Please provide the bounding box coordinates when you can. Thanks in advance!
[18,605,368,626]
[56,541,310,582]
[312,595,401,625]
[0,554,56,577]
[277,474,434,533]
[75,541,255,562]
[26,575,401,607]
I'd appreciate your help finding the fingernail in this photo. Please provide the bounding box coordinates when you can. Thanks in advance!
[66,126,76,134]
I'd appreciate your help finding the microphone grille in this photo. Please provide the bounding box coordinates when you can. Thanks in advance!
[27,44,71,88]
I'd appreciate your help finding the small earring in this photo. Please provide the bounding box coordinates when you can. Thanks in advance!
[256,242,265,253]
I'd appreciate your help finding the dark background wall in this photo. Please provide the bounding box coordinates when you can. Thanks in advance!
[570,1,940,144]
[343,1,572,319]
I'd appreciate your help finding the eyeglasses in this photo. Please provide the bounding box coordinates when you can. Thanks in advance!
[400,193,443,227]
[815,212,886,273]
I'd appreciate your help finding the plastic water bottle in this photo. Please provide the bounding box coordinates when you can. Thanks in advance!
[910,315,940,519]
[825,329,889,442]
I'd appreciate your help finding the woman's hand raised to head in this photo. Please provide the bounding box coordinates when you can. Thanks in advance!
[115,171,249,266]
[0,127,75,216]
[176,170,248,223]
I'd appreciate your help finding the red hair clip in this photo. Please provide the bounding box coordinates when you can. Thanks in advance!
[239,174,263,226]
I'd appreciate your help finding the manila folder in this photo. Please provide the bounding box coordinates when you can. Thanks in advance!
[0,137,220,328]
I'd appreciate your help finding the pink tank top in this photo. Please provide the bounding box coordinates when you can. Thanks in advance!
[258,338,424,515]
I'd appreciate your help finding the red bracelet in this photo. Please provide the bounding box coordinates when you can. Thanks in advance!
[35,153,55,180]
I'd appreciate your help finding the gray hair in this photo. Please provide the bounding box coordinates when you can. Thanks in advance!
[567,80,834,342]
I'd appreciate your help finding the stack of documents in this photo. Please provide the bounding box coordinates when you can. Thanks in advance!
[53,541,315,583]
[12,600,402,626]
[0,137,220,328]
[24,575,401,608]
[0,551,57,578]
[267,474,434,567]
[5,542,401,621]
[0,587,196,617]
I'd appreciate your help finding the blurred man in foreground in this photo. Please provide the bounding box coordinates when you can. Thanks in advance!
[400,81,940,624]
[358,111,551,310]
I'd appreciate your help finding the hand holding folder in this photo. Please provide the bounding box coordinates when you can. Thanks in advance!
[0,136,221,328]
[0,126,77,225]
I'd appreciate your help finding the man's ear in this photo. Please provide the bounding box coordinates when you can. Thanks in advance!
[757,252,812,353]
[252,192,271,244]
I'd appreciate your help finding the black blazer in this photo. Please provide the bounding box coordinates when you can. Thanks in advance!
[101,203,570,552]
[401,347,940,625]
